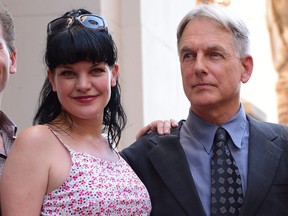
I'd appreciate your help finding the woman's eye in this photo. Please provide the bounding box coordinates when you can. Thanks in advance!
[60,71,76,78]
[91,68,106,75]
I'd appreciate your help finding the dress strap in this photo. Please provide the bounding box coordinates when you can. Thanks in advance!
[48,127,73,153]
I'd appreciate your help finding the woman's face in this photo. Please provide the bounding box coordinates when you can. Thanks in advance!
[48,61,118,121]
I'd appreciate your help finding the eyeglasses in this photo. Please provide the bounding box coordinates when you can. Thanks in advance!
[47,14,107,35]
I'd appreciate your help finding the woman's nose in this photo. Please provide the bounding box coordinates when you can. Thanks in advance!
[76,75,92,90]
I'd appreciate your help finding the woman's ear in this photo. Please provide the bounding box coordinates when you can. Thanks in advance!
[111,64,119,87]
[47,69,57,92]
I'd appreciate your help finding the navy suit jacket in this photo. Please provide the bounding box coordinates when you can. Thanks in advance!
[121,116,288,216]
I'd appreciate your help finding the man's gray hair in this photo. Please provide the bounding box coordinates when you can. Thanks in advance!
[0,3,16,55]
[177,4,250,58]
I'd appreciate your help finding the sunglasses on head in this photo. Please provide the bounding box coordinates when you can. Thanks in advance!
[47,14,107,35]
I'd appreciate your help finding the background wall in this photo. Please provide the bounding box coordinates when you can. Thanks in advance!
[1,0,278,149]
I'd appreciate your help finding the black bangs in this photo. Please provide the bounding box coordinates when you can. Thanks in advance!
[45,27,117,70]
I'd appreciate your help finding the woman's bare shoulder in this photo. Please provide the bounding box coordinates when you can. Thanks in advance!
[12,125,54,153]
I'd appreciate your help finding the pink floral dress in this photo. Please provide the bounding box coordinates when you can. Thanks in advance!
[41,129,151,215]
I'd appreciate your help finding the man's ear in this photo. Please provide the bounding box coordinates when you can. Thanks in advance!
[9,51,17,74]
[111,64,119,87]
[47,69,56,92]
[241,55,253,83]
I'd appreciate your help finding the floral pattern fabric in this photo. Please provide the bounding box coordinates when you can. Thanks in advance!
[41,130,151,215]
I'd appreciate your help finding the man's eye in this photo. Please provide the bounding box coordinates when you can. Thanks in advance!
[184,53,191,58]
[182,53,194,61]
[210,52,222,58]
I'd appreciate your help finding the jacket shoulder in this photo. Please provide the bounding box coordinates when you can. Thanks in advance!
[121,120,184,160]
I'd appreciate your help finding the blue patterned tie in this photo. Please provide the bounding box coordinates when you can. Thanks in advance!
[211,127,243,215]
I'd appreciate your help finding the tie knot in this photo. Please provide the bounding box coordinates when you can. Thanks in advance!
[215,127,227,143]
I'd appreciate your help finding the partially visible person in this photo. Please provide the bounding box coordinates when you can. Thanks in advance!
[0,3,17,174]
[1,9,151,215]
[121,4,288,216]
[0,3,17,214]
[136,119,178,140]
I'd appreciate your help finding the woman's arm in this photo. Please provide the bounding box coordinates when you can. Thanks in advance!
[1,126,50,216]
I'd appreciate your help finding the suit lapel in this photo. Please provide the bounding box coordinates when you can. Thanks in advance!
[148,134,206,216]
[239,117,283,216]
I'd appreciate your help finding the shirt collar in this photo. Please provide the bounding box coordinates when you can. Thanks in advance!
[0,111,17,139]
[222,106,247,149]
[184,104,247,153]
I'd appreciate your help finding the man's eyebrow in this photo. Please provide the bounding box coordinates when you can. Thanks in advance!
[206,44,225,51]
[180,44,225,51]
[179,46,193,53]
[179,44,230,57]
[206,45,231,56]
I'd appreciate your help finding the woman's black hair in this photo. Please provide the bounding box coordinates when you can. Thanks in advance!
[33,9,127,147]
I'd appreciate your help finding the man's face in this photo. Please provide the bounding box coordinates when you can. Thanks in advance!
[0,24,16,93]
[178,17,252,116]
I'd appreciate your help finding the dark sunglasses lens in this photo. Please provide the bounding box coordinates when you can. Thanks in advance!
[79,15,105,29]
[49,17,73,34]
